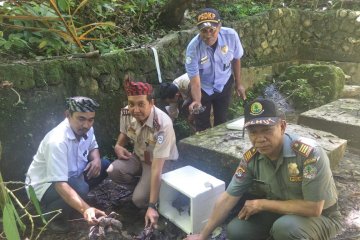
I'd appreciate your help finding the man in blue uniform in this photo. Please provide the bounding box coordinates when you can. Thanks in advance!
[185,98,342,240]
[185,8,246,131]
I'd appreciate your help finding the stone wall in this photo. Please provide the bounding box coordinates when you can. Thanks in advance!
[1,8,360,181]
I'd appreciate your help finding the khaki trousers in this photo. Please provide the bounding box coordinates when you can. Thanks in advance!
[107,155,175,208]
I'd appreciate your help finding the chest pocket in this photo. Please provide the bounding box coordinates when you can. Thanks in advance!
[146,137,156,152]
[126,128,136,143]
[199,56,212,75]
[248,179,271,198]
[220,52,233,71]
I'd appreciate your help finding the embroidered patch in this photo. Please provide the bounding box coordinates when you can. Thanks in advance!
[303,165,318,179]
[121,108,130,116]
[250,102,264,115]
[292,141,314,157]
[221,45,228,54]
[157,134,164,144]
[234,165,246,179]
[288,163,300,176]
[186,56,192,64]
[243,147,257,163]
[304,156,319,166]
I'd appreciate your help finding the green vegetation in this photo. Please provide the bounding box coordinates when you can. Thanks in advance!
[1,0,356,60]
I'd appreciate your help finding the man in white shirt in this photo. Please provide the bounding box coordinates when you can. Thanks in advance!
[26,96,110,233]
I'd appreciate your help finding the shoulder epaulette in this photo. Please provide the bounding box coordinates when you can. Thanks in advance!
[153,117,160,131]
[243,147,258,163]
[292,140,314,158]
[121,108,130,116]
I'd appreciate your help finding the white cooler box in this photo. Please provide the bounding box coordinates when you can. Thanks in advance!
[159,165,225,234]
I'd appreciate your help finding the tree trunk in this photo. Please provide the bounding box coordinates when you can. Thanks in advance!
[158,0,193,28]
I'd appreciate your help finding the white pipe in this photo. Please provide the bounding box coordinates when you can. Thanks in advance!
[150,46,162,83]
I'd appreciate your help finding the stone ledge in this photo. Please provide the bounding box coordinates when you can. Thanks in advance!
[298,98,360,147]
[177,120,347,185]
[341,85,360,99]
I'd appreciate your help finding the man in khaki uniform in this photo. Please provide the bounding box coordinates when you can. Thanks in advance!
[107,75,178,228]
[159,73,191,120]
[185,98,341,240]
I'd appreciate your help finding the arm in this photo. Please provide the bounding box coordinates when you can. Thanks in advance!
[189,75,202,112]
[54,182,106,224]
[84,148,101,179]
[232,58,246,100]
[144,157,166,228]
[238,198,325,220]
[185,192,241,240]
[114,132,132,160]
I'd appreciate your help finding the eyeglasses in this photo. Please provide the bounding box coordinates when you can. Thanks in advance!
[200,27,217,34]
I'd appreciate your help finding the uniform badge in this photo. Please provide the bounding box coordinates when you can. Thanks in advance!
[200,55,209,64]
[304,156,319,166]
[292,141,314,157]
[288,163,300,176]
[157,134,164,144]
[288,163,302,182]
[303,165,318,179]
[221,45,228,54]
[234,165,246,179]
[186,56,192,64]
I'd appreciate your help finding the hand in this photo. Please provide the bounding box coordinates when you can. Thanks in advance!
[235,83,246,100]
[188,101,202,113]
[238,199,262,220]
[83,207,106,225]
[183,234,205,240]
[114,144,132,160]
[84,159,101,179]
[145,207,159,229]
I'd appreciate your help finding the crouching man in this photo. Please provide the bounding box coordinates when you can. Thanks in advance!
[185,98,342,240]
[107,75,178,228]
[26,96,110,233]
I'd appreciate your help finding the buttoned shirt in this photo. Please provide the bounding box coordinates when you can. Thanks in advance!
[185,27,244,95]
[120,106,178,162]
[26,119,98,200]
[227,133,338,209]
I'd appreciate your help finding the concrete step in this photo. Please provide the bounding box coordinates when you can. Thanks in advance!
[341,85,360,99]
[298,98,360,148]
[177,121,347,185]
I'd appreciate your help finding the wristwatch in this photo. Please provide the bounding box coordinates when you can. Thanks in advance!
[148,202,158,210]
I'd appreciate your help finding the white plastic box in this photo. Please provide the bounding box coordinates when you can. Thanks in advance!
[159,165,225,234]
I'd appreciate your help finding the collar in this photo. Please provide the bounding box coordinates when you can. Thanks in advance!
[198,28,223,51]
[283,133,296,158]
[64,118,88,141]
[130,106,155,128]
[256,134,295,162]
[143,106,155,128]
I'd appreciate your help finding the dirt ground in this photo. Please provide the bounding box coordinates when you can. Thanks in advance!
[32,145,360,240]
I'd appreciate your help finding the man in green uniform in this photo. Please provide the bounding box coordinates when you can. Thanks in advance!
[185,98,342,240]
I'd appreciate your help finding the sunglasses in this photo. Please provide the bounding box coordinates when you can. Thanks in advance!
[200,26,217,34]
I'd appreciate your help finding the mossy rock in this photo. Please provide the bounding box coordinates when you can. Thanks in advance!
[278,64,345,109]
[1,64,35,90]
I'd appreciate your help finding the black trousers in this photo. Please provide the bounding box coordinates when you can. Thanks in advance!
[195,76,234,131]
